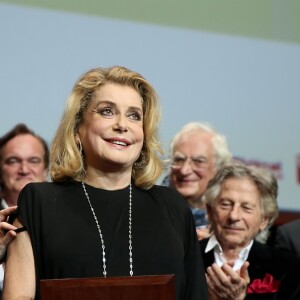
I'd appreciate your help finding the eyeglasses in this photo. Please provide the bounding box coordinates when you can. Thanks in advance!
[171,156,208,170]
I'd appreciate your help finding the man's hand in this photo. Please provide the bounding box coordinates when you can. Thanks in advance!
[206,262,250,300]
[0,206,18,262]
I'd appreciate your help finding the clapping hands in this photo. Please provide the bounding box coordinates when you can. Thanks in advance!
[206,261,250,300]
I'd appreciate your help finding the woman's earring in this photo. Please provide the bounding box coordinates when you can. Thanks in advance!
[134,151,146,169]
[77,139,83,156]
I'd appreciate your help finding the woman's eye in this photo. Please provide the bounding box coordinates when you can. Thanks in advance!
[128,111,142,121]
[99,107,114,116]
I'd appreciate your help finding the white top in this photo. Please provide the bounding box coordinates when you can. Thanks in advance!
[205,234,253,271]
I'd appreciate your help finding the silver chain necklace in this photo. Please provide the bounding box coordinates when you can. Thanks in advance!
[81,181,133,277]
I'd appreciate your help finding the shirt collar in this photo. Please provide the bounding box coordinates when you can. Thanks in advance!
[205,234,220,253]
[205,234,253,271]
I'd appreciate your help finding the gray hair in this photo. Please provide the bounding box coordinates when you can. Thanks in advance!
[169,122,232,171]
[204,162,279,243]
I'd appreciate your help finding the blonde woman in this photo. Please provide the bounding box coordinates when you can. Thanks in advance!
[3,66,208,300]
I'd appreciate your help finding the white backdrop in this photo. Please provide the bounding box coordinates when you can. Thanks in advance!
[1,3,300,210]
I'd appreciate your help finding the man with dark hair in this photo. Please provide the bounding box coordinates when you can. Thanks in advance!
[0,123,49,208]
[0,123,49,295]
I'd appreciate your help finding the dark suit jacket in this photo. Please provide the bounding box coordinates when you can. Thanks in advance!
[199,238,300,300]
[275,219,300,257]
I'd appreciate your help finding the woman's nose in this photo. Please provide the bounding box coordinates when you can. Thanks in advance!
[114,115,128,132]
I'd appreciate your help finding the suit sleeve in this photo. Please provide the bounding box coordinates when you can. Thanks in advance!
[275,221,300,257]
[275,225,293,252]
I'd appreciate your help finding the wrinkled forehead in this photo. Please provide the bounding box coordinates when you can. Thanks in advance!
[173,131,214,156]
[218,177,261,202]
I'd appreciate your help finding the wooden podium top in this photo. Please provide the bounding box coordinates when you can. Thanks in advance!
[41,274,176,300]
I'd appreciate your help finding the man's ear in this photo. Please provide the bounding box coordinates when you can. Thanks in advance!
[259,217,270,232]
[206,204,213,222]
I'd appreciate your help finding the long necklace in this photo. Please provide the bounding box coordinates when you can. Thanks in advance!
[81,181,133,277]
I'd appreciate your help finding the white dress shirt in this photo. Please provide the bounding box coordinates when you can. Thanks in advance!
[205,234,253,271]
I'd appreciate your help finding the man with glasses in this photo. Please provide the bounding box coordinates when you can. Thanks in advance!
[166,122,232,239]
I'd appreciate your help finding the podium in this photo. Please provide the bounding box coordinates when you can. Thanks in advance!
[40,274,176,300]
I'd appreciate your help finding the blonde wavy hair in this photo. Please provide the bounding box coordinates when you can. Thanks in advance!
[50,66,163,189]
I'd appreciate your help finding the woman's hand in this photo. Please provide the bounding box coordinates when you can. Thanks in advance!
[0,206,18,262]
